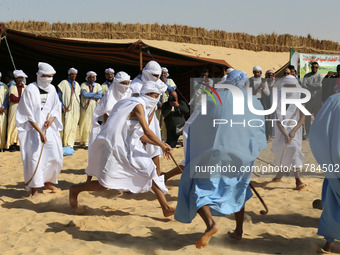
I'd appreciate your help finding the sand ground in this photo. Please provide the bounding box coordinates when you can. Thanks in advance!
[1,137,339,255]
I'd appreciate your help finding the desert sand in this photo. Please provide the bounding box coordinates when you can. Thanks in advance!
[71,38,289,76]
[1,135,338,255]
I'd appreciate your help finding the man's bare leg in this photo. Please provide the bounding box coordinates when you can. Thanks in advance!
[152,156,161,176]
[162,165,184,183]
[294,169,306,190]
[272,170,284,182]
[31,188,39,196]
[322,241,333,253]
[228,207,245,241]
[151,180,175,217]
[44,182,61,192]
[69,181,107,209]
[86,175,92,182]
[196,205,219,248]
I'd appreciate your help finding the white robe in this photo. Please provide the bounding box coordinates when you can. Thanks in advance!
[271,92,304,169]
[16,83,63,189]
[86,96,167,194]
[130,77,162,158]
[89,83,132,148]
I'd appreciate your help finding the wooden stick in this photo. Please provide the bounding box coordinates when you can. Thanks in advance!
[25,113,49,186]
[249,182,268,215]
[170,153,183,173]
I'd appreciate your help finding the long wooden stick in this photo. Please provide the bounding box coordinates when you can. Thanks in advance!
[25,113,49,186]
[170,153,183,173]
[249,182,268,215]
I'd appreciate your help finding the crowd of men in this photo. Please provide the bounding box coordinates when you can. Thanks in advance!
[0,60,339,252]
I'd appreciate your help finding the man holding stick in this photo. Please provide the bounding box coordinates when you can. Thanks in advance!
[16,62,63,196]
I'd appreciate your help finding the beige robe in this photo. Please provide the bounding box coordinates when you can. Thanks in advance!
[58,80,81,147]
[101,81,111,96]
[79,82,102,145]
[6,84,26,148]
[0,83,8,150]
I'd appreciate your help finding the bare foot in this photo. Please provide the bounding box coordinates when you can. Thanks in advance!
[162,206,175,217]
[228,230,242,241]
[31,188,39,197]
[295,183,306,190]
[272,178,282,182]
[321,242,333,253]
[44,183,61,192]
[196,222,219,249]
[69,185,79,209]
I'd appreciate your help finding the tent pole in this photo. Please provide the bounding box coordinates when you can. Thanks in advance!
[139,46,143,71]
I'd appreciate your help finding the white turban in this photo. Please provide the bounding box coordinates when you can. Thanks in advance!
[13,70,28,78]
[275,75,301,90]
[86,71,97,81]
[161,67,169,77]
[140,80,167,96]
[37,62,56,75]
[105,68,115,74]
[68,67,78,75]
[141,61,162,83]
[226,68,234,74]
[253,66,262,72]
[114,71,130,83]
[13,70,28,85]
[113,71,131,94]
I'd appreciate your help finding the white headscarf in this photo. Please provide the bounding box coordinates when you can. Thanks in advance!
[113,71,131,94]
[141,61,162,83]
[253,66,262,72]
[13,70,28,78]
[37,62,56,75]
[86,71,97,82]
[276,75,301,122]
[161,67,169,77]
[105,68,115,74]
[68,67,78,75]
[140,80,167,113]
[13,70,28,85]
[226,68,234,74]
[36,62,56,92]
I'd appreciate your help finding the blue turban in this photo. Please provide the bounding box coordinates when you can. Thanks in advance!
[225,70,248,89]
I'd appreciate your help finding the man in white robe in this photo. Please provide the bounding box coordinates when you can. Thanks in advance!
[79,71,102,149]
[69,81,174,217]
[101,68,115,96]
[86,71,132,182]
[16,62,63,196]
[57,67,81,149]
[271,75,306,190]
[130,61,165,175]
[0,72,9,151]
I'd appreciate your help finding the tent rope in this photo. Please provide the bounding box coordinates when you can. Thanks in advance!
[144,47,190,105]
[1,36,16,70]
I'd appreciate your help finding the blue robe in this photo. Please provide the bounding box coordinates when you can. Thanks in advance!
[175,89,267,223]
[310,93,340,243]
